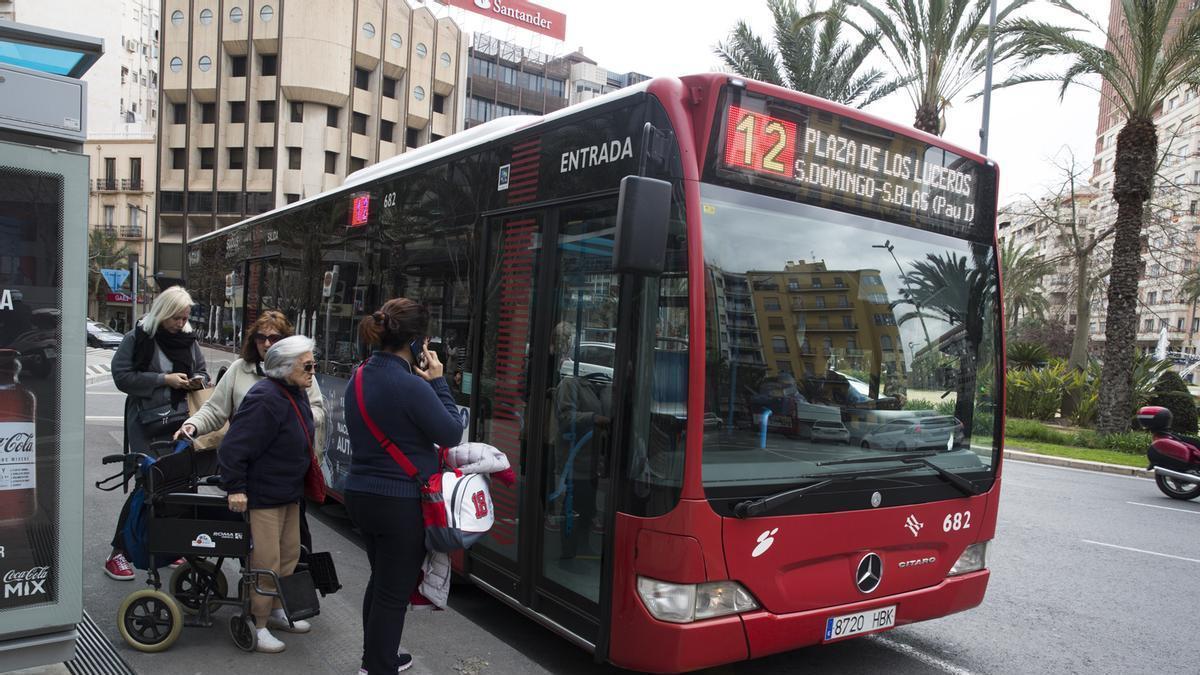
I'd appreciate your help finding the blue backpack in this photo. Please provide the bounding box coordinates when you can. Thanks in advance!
[120,444,187,570]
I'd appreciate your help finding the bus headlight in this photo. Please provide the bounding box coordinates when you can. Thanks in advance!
[948,541,988,576]
[636,577,759,623]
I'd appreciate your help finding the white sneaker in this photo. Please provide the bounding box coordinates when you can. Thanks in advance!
[254,627,285,653]
[267,609,311,633]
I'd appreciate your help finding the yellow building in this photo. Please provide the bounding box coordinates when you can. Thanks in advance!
[748,260,903,381]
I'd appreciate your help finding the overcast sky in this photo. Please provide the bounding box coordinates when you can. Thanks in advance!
[434,0,1110,205]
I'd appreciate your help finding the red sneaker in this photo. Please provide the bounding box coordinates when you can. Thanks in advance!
[104,553,135,581]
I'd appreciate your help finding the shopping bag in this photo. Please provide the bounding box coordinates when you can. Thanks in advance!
[185,387,227,450]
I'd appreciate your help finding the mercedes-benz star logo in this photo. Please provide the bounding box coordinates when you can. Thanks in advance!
[856,553,883,594]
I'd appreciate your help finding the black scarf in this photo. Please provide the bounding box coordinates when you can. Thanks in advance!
[133,325,196,404]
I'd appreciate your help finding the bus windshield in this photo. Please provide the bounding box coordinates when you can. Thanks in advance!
[699,182,999,509]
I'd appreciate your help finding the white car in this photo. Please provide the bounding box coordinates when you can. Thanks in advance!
[860,416,964,452]
[810,420,850,444]
[559,341,615,381]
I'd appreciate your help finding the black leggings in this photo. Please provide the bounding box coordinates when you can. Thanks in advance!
[345,490,424,675]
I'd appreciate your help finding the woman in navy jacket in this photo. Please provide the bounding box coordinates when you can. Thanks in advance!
[344,298,465,675]
[219,335,317,654]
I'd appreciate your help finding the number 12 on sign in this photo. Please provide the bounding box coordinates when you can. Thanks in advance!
[724,106,796,178]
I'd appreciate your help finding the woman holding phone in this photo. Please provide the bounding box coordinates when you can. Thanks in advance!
[344,298,466,674]
[106,285,209,580]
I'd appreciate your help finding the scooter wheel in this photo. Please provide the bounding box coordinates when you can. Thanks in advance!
[1155,472,1200,500]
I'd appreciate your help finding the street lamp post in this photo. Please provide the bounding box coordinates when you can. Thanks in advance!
[873,240,933,348]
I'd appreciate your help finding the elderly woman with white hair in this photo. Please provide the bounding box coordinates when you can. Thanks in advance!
[219,335,317,653]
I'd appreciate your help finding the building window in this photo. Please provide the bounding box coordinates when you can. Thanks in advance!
[169,56,183,73]
[763,297,781,311]
[355,67,370,91]
[834,277,845,287]
[837,295,849,308]
[811,277,822,288]
[383,77,397,99]
[199,8,213,24]
[229,101,246,123]
[439,52,451,68]
[201,102,215,123]
[324,151,338,174]
[286,193,300,204]
[103,205,114,228]
[880,335,892,350]
[171,10,184,25]
[815,296,826,308]
[257,147,275,169]
[362,22,375,39]
[415,43,427,59]
[327,106,339,128]
[230,55,246,77]
[433,94,445,114]
[406,127,420,148]
[413,86,425,102]
[390,33,403,49]
[776,360,793,374]
[352,112,368,135]
[842,315,854,328]
[1144,318,1154,331]
[259,100,277,123]
[172,103,186,124]
[259,5,274,22]
[260,54,277,76]
[772,336,788,353]
[768,317,784,330]
[350,157,366,172]
[130,157,142,185]
[198,55,212,72]
[287,147,301,170]
[171,148,185,169]
[228,147,244,170]
[380,120,395,143]
[200,147,214,170]
[230,6,243,22]
[290,101,303,123]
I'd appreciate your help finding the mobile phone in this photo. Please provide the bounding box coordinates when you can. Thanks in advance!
[188,375,204,388]
[410,336,427,368]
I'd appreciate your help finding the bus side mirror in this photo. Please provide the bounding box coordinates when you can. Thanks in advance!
[613,176,672,276]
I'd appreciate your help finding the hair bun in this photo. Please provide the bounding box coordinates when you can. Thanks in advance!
[373,311,385,324]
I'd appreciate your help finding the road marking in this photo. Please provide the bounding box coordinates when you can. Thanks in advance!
[1082,539,1200,564]
[85,416,125,421]
[870,635,979,675]
[84,392,125,396]
[1127,501,1200,516]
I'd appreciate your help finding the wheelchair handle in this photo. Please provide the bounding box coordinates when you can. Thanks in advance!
[101,454,126,465]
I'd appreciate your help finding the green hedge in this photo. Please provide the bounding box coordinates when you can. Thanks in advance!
[1149,390,1198,434]
[1004,417,1150,455]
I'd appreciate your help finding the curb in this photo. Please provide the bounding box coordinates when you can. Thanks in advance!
[1004,447,1151,479]
[85,370,111,386]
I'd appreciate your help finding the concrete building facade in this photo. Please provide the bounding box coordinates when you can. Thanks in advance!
[155,0,469,278]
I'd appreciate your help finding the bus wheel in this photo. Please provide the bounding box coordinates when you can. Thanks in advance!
[118,589,183,653]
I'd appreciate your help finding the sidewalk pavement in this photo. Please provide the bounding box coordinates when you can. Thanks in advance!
[1003,446,1151,479]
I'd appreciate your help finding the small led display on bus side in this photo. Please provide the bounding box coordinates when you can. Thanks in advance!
[718,96,989,236]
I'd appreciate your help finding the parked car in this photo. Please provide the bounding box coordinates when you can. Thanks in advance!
[860,415,964,452]
[810,420,850,444]
[86,320,124,349]
[560,341,615,381]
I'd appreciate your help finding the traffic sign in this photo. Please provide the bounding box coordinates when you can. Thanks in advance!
[100,268,130,291]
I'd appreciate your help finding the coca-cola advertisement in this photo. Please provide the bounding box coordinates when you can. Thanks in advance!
[0,166,63,610]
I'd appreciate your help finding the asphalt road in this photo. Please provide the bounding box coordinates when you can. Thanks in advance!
[81,374,1193,674]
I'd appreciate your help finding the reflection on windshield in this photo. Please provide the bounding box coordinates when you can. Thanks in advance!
[700,183,998,490]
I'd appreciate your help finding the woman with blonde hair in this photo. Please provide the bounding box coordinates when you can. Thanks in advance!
[177,310,326,552]
[106,285,208,579]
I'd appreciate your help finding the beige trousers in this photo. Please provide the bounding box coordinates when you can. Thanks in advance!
[247,503,301,628]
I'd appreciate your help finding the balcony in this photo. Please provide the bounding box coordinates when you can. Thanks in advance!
[93,178,146,192]
[94,178,118,191]
[119,226,144,239]
[123,178,146,191]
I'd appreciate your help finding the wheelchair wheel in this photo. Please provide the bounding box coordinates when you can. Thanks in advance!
[229,614,257,652]
[170,560,229,616]
[117,589,183,653]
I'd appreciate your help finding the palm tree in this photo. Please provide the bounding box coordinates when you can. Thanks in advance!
[714,0,904,107]
[800,0,1030,134]
[999,238,1054,330]
[998,0,1200,433]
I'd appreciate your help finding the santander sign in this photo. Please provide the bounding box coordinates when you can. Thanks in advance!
[441,0,566,41]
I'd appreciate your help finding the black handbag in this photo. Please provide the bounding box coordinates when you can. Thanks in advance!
[135,401,188,433]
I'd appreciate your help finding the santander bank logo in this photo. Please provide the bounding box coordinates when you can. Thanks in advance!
[474,0,490,8]
[752,528,779,558]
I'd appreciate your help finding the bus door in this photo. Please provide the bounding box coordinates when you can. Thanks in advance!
[470,197,621,646]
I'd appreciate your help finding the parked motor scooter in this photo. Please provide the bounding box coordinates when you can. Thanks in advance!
[1136,406,1200,500]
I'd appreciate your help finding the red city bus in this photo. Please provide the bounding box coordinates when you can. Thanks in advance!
[186,73,1003,673]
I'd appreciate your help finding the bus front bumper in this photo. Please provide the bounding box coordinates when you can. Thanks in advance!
[741,568,990,659]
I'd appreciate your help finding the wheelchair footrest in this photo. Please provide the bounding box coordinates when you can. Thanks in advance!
[278,570,320,620]
[301,551,342,596]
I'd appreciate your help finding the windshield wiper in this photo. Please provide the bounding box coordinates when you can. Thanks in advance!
[732,464,933,519]
[733,456,982,518]
[821,452,981,497]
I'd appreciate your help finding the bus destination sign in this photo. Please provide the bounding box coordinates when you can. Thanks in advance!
[719,98,988,234]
